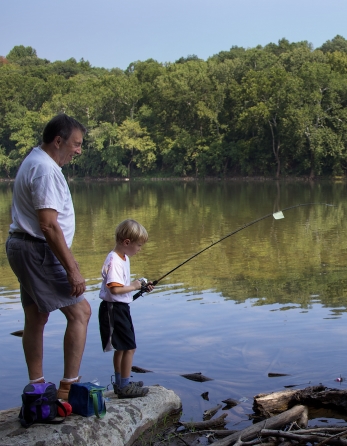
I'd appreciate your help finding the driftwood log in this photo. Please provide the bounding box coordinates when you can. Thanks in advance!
[204,404,222,420]
[253,385,347,417]
[179,412,228,430]
[206,404,308,446]
[260,427,347,446]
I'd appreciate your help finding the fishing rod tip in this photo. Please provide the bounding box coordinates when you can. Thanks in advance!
[273,211,285,220]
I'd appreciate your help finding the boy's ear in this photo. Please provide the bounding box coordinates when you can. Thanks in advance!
[123,239,131,246]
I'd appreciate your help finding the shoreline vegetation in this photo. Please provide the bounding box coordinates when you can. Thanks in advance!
[2,35,347,181]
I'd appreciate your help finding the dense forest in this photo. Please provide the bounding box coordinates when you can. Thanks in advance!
[1,35,347,179]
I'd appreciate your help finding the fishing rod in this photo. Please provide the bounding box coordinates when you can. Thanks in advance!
[133,202,335,300]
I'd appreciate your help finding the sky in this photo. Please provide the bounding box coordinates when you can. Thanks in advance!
[1,0,347,70]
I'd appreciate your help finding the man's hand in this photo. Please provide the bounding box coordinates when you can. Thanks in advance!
[67,269,86,297]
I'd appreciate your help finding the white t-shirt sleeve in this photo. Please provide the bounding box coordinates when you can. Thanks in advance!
[31,174,66,212]
[104,254,125,286]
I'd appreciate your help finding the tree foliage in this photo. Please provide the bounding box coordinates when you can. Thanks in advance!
[1,36,347,179]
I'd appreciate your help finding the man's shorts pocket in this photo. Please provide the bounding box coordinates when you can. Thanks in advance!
[42,244,66,280]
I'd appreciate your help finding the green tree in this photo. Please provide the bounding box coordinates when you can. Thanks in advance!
[294,60,345,177]
[319,35,347,54]
[237,65,301,177]
[6,45,37,61]
[116,119,156,176]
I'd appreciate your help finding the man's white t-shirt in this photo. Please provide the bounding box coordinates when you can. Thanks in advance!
[99,251,133,303]
[9,146,75,247]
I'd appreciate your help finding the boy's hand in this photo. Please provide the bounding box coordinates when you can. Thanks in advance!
[132,280,155,301]
[139,278,154,293]
[145,281,154,292]
[131,280,142,291]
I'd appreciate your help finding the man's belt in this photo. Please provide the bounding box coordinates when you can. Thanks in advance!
[9,232,47,243]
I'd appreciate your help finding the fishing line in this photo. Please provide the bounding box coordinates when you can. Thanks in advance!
[133,202,335,300]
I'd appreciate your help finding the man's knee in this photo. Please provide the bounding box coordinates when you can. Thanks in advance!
[61,298,91,324]
[24,304,49,327]
[80,299,92,324]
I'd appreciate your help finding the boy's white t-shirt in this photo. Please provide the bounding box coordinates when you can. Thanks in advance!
[99,250,133,303]
[9,146,75,247]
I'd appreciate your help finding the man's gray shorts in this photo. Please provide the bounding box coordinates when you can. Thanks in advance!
[6,233,85,313]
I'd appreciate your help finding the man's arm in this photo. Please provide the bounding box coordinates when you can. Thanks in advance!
[37,208,86,297]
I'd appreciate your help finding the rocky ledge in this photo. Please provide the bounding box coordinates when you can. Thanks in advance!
[0,385,182,446]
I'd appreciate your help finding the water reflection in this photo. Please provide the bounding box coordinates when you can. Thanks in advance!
[0,180,347,426]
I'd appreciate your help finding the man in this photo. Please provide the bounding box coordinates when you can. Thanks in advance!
[6,114,91,400]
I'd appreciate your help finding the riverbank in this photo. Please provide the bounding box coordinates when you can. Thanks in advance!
[0,385,182,446]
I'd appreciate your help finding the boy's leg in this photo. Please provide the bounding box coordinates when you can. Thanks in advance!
[116,349,148,398]
[109,303,147,397]
[119,349,135,388]
[120,349,135,379]
[113,350,123,386]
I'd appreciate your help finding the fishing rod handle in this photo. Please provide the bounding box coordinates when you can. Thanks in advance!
[132,280,158,301]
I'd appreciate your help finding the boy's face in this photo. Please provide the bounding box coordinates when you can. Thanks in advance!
[123,240,143,257]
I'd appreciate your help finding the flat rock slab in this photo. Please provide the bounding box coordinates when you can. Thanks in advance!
[0,385,182,446]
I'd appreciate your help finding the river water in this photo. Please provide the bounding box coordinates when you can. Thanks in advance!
[1,179,347,429]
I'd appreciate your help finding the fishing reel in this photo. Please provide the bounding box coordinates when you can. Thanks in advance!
[133,278,150,301]
[139,277,148,290]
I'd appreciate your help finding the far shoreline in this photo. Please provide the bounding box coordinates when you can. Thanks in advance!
[1,175,347,184]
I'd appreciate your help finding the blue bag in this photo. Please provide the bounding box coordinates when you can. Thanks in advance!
[68,382,106,418]
[19,382,67,428]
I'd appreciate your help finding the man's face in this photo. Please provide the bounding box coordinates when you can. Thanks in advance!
[56,129,84,167]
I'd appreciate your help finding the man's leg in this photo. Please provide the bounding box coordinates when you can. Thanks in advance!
[59,299,91,378]
[22,303,49,381]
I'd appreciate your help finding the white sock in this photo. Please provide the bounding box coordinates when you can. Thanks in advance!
[30,376,44,383]
[61,376,79,383]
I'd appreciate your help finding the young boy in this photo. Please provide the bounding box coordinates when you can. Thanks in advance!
[98,219,154,398]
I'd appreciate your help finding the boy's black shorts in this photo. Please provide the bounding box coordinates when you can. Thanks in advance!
[99,300,136,351]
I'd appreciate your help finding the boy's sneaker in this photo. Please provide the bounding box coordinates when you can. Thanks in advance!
[117,382,149,399]
[111,376,144,395]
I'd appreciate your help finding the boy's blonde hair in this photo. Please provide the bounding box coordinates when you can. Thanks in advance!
[115,219,148,244]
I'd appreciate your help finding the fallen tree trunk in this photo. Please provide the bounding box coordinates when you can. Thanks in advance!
[253,387,300,416]
[209,404,308,446]
[253,385,347,417]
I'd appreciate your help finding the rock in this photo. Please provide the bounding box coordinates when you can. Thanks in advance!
[180,372,213,382]
[221,398,239,407]
[131,366,152,373]
[0,385,182,446]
